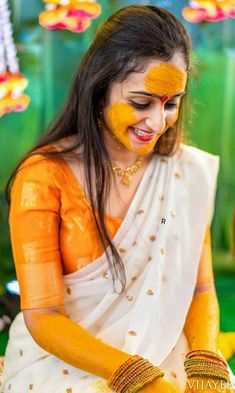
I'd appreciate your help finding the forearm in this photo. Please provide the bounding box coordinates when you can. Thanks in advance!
[24,307,131,380]
[184,227,220,352]
[184,287,219,352]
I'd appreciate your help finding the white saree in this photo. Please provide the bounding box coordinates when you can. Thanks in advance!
[1,144,233,393]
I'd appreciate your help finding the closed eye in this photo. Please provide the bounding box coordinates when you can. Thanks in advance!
[165,102,178,110]
[129,100,179,111]
[129,100,150,110]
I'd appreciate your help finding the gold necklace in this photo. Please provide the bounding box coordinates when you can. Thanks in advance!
[112,156,145,186]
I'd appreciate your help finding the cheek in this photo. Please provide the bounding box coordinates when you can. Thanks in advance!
[167,108,179,125]
[107,102,137,133]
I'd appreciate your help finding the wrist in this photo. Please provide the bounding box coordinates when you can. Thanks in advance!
[184,349,229,383]
[104,353,133,380]
[107,355,164,393]
[189,343,218,352]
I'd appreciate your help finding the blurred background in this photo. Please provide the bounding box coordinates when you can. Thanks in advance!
[0,0,235,370]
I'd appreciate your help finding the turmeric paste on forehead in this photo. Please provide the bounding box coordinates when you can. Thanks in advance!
[145,63,186,97]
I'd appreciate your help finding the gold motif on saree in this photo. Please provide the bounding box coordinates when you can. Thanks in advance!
[128,330,137,336]
[136,209,144,215]
[174,172,182,179]
[103,271,109,279]
[146,289,154,296]
[91,379,112,393]
[66,287,72,295]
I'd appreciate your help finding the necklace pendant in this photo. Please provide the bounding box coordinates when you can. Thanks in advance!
[122,173,133,186]
[112,155,144,186]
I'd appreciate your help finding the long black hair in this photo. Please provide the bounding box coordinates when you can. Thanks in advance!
[6,5,192,293]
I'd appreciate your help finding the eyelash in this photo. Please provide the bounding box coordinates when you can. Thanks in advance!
[130,100,178,110]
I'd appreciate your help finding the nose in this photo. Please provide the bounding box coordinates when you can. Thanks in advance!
[145,105,166,133]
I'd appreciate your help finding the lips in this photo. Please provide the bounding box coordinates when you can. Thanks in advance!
[129,126,156,142]
[134,127,154,135]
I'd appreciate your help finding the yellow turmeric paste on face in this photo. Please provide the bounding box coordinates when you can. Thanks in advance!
[107,64,186,155]
[144,63,186,97]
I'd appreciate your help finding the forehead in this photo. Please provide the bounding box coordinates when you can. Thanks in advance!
[120,55,187,94]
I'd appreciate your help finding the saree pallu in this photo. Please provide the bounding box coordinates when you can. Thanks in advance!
[2,144,233,393]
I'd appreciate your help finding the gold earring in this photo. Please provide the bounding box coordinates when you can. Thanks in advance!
[97,110,103,129]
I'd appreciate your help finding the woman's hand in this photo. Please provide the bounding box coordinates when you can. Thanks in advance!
[184,377,235,393]
[139,377,180,393]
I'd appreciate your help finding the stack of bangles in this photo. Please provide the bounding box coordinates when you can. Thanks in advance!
[107,355,164,393]
[184,350,230,382]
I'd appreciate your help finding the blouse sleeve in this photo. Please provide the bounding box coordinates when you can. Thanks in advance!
[9,154,64,310]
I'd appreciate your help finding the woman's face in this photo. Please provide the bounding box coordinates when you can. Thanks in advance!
[102,53,188,156]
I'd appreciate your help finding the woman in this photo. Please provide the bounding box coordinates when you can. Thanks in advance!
[1,5,235,393]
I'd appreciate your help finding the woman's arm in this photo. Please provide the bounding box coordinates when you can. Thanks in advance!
[184,226,219,352]
[23,306,131,379]
[10,155,131,379]
[23,308,180,393]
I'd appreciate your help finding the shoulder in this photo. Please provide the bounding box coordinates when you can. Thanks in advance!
[174,144,220,205]
[178,145,220,224]
[178,143,220,171]
[12,145,61,195]
[10,147,62,210]
[17,143,65,178]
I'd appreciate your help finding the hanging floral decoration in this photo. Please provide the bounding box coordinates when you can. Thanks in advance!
[0,0,30,117]
[182,0,235,23]
[39,0,102,33]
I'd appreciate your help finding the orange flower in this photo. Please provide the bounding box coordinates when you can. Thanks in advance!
[69,1,101,19]
[0,94,30,117]
[183,0,235,22]
[0,72,30,117]
[0,72,28,96]
[39,1,101,32]
[0,72,9,100]
[6,72,28,93]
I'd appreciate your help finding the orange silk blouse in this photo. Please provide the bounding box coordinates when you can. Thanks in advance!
[9,146,123,310]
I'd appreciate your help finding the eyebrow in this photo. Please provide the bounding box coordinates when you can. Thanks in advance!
[129,90,185,98]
